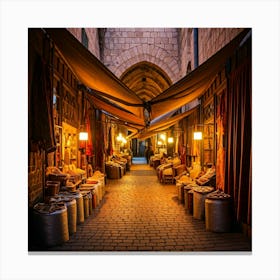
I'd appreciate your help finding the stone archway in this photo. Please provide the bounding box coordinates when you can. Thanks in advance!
[120,61,172,157]
[120,61,172,101]
[111,44,180,84]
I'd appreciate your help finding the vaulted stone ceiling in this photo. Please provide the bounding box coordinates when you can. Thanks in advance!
[120,61,172,102]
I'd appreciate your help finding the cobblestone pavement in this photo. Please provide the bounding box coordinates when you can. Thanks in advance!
[47,163,251,252]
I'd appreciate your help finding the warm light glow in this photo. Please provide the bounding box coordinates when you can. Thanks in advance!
[157,140,163,146]
[167,137,174,144]
[194,131,202,140]
[117,133,127,145]
[160,134,166,141]
[116,133,123,142]
[79,132,88,141]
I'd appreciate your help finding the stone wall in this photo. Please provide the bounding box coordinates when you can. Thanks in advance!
[178,28,194,76]
[68,28,100,59]
[67,28,243,84]
[102,28,181,83]
[198,28,244,65]
[178,28,244,76]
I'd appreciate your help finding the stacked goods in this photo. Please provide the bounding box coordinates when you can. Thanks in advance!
[80,190,90,218]
[176,175,193,203]
[184,185,193,211]
[62,180,76,192]
[193,186,214,220]
[81,182,102,205]
[79,185,97,209]
[90,170,106,195]
[63,164,86,183]
[46,166,69,187]
[33,202,69,247]
[187,189,194,214]
[50,196,77,235]
[45,181,60,196]
[205,190,232,232]
[105,162,122,179]
[195,166,216,186]
[58,191,84,224]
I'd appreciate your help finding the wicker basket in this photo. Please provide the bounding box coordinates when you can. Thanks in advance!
[45,181,60,196]
[48,174,68,187]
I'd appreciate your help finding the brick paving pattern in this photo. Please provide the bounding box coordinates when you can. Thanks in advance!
[49,163,251,252]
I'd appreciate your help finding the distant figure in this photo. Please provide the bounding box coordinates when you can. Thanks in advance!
[144,146,150,164]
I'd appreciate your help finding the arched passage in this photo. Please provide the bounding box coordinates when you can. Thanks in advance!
[111,44,180,83]
[120,61,172,101]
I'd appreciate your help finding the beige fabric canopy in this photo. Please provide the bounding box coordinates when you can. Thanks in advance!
[149,28,250,120]
[45,28,144,122]
[45,28,250,132]
[86,93,145,128]
[135,106,198,140]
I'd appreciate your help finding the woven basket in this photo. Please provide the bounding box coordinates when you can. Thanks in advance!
[45,181,60,196]
[48,174,68,186]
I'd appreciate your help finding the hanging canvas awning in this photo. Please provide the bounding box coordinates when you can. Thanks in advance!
[149,28,251,120]
[44,28,144,121]
[86,92,145,129]
[135,106,198,140]
[44,28,250,134]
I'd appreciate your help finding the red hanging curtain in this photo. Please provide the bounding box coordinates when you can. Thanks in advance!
[85,113,93,156]
[224,39,252,227]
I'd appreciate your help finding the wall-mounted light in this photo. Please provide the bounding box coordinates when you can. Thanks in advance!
[79,131,88,141]
[116,132,127,145]
[160,134,166,141]
[167,137,174,144]
[193,131,202,140]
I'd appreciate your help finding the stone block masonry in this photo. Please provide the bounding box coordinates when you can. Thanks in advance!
[103,28,181,83]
